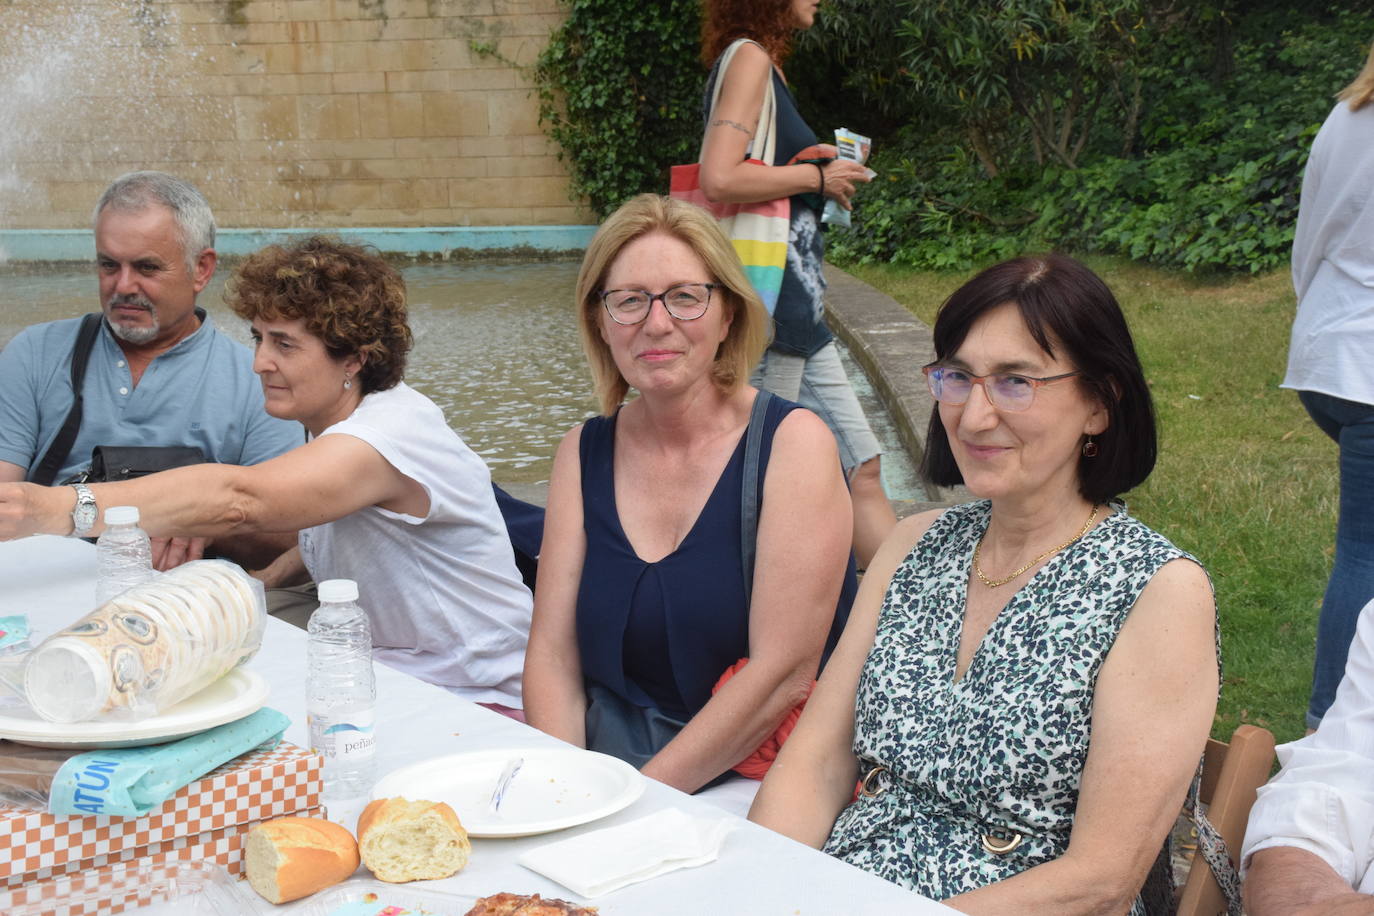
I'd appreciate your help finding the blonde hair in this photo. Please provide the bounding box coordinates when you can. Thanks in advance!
[575,194,772,415]
[1338,40,1374,110]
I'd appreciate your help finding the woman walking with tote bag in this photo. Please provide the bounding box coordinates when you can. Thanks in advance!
[695,0,894,568]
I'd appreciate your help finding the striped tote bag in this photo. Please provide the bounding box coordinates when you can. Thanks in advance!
[670,39,789,315]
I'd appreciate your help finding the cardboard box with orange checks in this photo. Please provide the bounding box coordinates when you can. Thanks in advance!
[0,742,322,915]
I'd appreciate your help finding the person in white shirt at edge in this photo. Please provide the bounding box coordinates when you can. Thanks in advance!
[1282,41,1374,731]
[1241,596,1374,915]
[0,236,533,714]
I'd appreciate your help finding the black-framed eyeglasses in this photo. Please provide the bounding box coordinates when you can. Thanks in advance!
[601,283,716,325]
[922,363,1081,412]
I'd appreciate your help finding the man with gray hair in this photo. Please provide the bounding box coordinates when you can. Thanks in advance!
[0,171,301,565]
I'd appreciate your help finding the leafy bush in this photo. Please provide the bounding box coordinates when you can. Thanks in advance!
[828,6,1374,273]
[533,0,703,218]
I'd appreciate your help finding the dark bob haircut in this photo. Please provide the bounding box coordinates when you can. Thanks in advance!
[920,253,1157,504]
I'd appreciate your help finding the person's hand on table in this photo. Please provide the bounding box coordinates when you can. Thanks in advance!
[151,535,208,570]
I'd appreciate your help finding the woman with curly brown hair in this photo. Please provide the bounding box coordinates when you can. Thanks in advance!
[698,0,894,568]
[0,236,533,711]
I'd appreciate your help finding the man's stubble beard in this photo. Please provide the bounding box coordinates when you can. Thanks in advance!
[105,294,160,345]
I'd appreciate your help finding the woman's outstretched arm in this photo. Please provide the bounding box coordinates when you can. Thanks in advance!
[0,431,420,542]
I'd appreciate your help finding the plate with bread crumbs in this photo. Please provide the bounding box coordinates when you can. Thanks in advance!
[371,748,644,838]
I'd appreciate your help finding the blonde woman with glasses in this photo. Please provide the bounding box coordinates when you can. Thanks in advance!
[523,194,856,805]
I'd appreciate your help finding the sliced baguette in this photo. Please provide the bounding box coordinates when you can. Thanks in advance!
[358,797,471,883]
[243,816,360,904]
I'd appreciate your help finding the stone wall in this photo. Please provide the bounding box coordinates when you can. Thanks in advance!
[0,0,587,230]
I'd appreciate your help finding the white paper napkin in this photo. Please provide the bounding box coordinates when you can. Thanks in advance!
[518,806,734,897]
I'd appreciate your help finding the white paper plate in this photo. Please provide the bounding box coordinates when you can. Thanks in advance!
[0,668,269,748]
[371,747,645,838]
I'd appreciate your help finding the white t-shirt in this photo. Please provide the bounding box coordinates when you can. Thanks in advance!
[298,383,532,707]
[1283,100,1374,404]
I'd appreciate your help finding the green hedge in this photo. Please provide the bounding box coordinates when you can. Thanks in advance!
[827,8,1374,273]
[534,0,702,218]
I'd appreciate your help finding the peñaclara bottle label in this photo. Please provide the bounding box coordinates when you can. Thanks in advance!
[308,706,376,763]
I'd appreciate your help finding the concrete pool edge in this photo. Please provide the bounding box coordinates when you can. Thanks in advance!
[0,226,598,262]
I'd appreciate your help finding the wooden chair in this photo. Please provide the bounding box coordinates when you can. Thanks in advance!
[1175,723,1277,916]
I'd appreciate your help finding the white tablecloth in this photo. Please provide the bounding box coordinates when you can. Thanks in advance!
[0,536,953,915]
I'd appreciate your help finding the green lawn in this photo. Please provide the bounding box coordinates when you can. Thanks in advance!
[843,257,1335,747]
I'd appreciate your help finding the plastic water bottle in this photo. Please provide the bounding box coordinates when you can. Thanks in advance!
[95,506,154,604]
[307,579,377,798]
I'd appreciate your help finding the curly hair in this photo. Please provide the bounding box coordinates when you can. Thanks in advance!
[227,236,412,394]
[701,0,796,67]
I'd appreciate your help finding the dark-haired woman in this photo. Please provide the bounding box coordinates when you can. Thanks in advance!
[0,237,532,710]
[750,255,1219,912]
[697,0,893,567]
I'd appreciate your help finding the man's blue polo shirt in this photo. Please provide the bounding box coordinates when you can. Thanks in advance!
[0,311,303,482]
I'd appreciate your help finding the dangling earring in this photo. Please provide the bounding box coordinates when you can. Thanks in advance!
[343,376,353,390]
[1082,435,1098,458]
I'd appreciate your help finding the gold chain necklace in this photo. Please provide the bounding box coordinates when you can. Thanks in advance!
[973,504,1101,588]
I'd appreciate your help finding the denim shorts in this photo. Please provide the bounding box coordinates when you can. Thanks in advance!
[751,342,882,473]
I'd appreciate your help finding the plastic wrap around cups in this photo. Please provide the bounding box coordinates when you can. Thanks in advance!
[22,560,267,724]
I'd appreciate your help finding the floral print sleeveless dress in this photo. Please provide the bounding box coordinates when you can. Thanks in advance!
[822,500,1197,912]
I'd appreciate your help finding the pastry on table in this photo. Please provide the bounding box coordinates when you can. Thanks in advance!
[464,892,598,915]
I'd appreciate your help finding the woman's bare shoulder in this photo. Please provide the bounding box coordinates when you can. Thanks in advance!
[719,40,772,84]
[729,39,772,64]
[557,420,588,450]
[771,405,834,448]
[548,421,589,481]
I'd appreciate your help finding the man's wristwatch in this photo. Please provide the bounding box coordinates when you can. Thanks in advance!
[70,483,97,537]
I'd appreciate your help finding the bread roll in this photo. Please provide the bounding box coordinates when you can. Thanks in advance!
[358,797,471,883]
[243,816,360,904]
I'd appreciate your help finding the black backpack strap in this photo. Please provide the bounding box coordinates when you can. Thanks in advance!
[31,313,103,487]
[740,389,776,605]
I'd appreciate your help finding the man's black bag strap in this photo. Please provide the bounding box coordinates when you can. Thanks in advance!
[31,313,103,487]
[740,388,776,605]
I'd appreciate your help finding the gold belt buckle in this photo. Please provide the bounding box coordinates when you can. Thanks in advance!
[981,831,1023,855]
[859,765,889,798]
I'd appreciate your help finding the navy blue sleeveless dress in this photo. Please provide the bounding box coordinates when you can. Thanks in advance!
[576,395,856,725]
